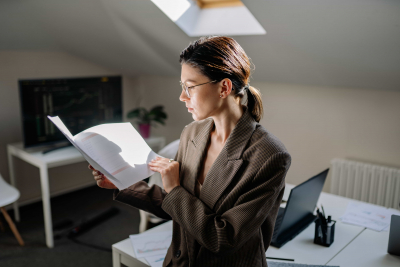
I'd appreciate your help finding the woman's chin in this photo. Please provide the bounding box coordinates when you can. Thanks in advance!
[191,111,201,121]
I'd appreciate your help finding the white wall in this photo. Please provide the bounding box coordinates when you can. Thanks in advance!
[255,82,400,192]
[0,51,139,205]
[136,76,400,192]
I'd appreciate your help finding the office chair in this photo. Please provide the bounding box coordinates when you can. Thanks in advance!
[0,172,24,246]
[139,139,180,233]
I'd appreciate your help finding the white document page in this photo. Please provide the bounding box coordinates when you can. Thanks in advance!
[47,116,160,190]
[129,231,172,259]
[340,201,400,231]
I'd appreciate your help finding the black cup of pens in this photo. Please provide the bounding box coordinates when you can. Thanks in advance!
[314,216,335,247]
[314,207,335,247]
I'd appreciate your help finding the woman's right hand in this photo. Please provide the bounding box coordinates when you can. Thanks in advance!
[88,165,117,189]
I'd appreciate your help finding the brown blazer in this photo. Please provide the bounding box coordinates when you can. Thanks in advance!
[114,107,291,267]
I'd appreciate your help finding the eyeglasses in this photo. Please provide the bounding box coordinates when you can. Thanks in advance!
[180,80,217,98]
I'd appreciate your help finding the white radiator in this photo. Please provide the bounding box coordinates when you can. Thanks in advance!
[331,158,400,210]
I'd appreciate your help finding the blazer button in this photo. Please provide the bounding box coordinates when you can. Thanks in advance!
[175,250,181,258]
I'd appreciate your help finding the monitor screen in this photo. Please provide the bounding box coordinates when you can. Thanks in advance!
[19,76,123,148]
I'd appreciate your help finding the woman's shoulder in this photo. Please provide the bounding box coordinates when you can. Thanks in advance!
[248,123,290,159]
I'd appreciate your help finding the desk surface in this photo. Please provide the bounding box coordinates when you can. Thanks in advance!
[8,142,85,168]
[113,220,173,266]
[266,185,365,265]
[8,137,166,168]
[328,228,400,267]
[113,184,371,266]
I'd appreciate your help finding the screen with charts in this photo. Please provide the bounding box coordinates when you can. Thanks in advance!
[19,76,122,148]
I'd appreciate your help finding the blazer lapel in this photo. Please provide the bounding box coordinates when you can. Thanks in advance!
[199,108,257,210]
[181,118,214,196]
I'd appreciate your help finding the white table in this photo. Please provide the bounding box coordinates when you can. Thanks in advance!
[266,185,365,265]
[7,137,165,248]
[327,207,400,267]
[113,220,173,267]
[112,184,368,267]
[328,228,400,267]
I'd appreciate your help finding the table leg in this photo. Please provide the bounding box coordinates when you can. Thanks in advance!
[40,165,54,248]
[7,147,20,222]
[113,249,121,267]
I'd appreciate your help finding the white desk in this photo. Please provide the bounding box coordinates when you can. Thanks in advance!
[327,207,400,267]
[266,186,365,265]
[112,220,173,267]
[328,228,400,267]
[7,137,166,248]
[112,184,370,267]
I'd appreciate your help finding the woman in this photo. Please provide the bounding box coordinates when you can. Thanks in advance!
[90,36,291,267]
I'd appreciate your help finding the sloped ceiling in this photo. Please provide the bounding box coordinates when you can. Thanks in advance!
[1,0,399,90]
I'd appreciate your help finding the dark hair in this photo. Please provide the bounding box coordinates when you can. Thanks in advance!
[179,36,263,122]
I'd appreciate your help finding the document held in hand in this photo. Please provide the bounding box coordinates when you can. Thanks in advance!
[48,116,160,190]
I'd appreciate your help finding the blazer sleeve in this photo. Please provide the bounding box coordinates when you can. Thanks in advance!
[112,127,187,220]
[113,181,172,220]
[161,151,291,255]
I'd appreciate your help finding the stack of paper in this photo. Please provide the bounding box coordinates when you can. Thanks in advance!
[129,231,172,267]
[340,201,400,231]
[48,116,160,190]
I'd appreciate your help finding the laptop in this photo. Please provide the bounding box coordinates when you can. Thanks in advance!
[388,214,400,256]
[271,169,329,248]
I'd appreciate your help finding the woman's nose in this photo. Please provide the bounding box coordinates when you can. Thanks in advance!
[179,89,189,102]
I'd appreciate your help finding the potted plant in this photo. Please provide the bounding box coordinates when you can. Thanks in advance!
[127,105,167,138]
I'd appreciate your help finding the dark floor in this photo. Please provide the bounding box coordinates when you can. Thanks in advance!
[0,185,142,267]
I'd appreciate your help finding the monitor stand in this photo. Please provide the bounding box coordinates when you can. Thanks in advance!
[42,143,73,154]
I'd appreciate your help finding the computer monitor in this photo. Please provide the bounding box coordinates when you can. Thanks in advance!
[19,76,122,148]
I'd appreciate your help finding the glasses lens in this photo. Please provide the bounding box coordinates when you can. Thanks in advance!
[181,82,190,98]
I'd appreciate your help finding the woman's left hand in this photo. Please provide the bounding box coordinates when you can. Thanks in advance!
[148,157,180,193]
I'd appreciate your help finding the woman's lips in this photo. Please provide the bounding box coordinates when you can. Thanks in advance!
[188,108,193,112]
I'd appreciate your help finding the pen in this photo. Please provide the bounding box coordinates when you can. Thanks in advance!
[266,257,295,262]
[317,208,325,224]
[318,207,326,224]
[321,205,326,218]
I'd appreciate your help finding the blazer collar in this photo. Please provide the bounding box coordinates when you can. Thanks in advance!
[191,106,257,161]
[184,106,257,209]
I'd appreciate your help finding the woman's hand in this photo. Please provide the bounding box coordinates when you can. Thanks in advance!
[88,165,117,189]
[148,157,180,193]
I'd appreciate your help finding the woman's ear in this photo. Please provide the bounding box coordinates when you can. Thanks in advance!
[219,78,233,98]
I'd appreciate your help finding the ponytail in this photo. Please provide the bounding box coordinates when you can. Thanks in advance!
[246,86,263,123]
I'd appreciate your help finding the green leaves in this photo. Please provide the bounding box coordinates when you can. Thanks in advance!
[127,105,167,127]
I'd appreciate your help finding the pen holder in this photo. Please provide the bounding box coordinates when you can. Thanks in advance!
[314,218,335,247]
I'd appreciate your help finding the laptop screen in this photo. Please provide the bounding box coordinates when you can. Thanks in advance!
[277,169,329,236]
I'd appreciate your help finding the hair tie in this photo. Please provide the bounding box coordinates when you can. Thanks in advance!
[243,84,250,92]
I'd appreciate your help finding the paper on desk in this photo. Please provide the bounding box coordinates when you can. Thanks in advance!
[145,255,165,267]
[47,116,160,190]
[340,201,400,231]
[129,231,172,259]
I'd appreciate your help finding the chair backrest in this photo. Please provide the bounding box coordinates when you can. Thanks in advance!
[0,173,20,207]
[0,172,9,189]
[158,139,180,159]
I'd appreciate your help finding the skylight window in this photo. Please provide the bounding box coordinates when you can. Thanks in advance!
[151,0,266,37]
[196,0,244,9]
